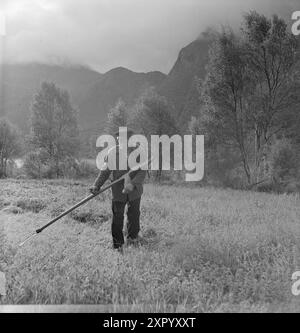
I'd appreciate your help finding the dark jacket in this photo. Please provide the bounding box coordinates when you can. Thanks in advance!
[93,145,146,202]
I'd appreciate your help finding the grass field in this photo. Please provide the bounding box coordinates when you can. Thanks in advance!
[1,179,300,312]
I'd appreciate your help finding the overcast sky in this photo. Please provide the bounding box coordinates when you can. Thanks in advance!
[0,0,298,74]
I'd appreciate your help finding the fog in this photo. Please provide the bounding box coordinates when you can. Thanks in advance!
[0,0,298,73]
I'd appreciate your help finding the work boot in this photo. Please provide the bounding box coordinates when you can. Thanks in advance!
[113,245,124,254]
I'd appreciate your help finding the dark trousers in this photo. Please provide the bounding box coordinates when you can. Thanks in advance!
[112,198,141,249]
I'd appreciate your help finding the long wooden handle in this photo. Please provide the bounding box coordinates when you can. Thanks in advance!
[36,174,127,234]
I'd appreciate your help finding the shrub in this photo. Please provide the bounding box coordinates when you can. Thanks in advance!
[283,181,300,194]
[256,180,281,193]
[256,139,300,193]
[74,160,98,179]
[204,147,245,189]
[23,150,49,179]
[16,198,47,213]
[0,118,21,178]
[269,139,299,182]
[23,152,98,179]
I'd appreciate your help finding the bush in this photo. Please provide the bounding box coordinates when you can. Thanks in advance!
[73,160,98,179]
[256,179,282,193]
[222,167,248,190]
[23,151,98,179]
[204,146,244,189]
[256,178,300,194]
[1,160,19,178]
[16,198,47,213]
[23,150,49,179]
[269,139,299,182]
[256,139,300,194]
[59,158,98,179]
[0,118,21,178]
[283,181,300,194]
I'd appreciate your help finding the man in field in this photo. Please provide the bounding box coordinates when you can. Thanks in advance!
[90,128,146,252]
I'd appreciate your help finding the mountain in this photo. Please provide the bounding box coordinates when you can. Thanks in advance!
[78,67,166,130]
[0,63,166,133]
[0,36,211,133]
[159,36,211,126]
[0,63,102,131]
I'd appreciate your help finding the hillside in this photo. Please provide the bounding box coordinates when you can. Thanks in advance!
[0,63,102,131]
[0,63,166,132]
[159,36,211,126]
[78,67,166,130]
[0,36,212,133]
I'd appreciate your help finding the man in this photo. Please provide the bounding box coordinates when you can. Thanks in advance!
[90,128,146,252]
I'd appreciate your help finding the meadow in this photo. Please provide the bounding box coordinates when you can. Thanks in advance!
[1,179,300,312]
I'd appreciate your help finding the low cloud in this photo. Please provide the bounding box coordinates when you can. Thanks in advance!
[0,0,298,73]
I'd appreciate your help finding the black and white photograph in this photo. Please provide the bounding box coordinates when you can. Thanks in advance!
[0,0,300,317]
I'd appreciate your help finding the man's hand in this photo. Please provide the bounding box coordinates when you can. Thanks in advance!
[122,174,135,194]
[89,185,101,195]
[122,182,134,194]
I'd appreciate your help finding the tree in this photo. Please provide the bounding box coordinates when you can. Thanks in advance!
[202,30,254,183]
[130,88,178,137]
[201,12,300,184]
[105,99,129,134]
[243,12,300,180]
[130,89,179,180]
[23,149,49,179]
[30,82,79,178]
[0,118,20,178]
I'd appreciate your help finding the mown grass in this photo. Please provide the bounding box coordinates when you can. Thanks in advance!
[1,179,300,312]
